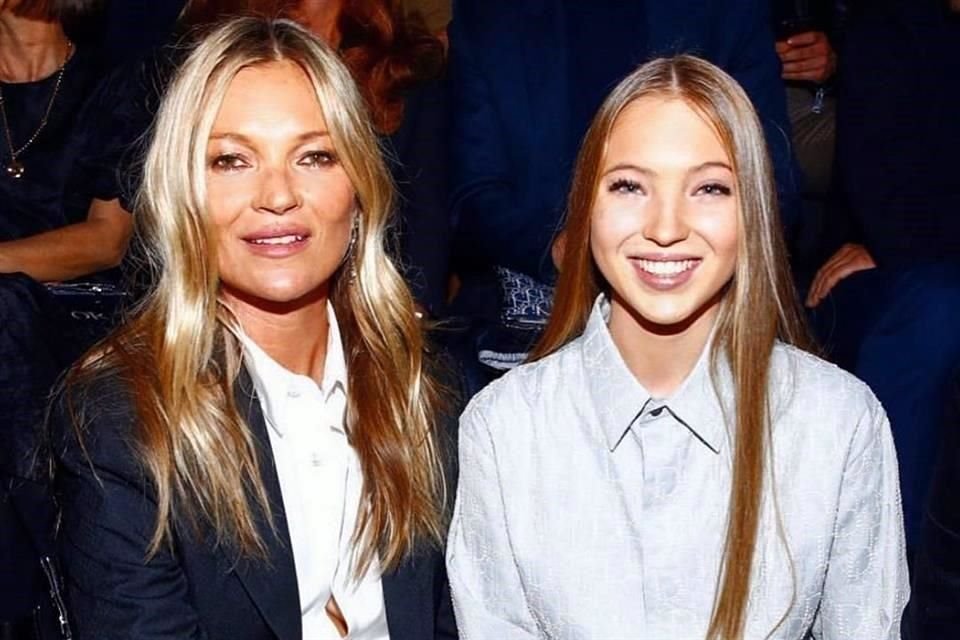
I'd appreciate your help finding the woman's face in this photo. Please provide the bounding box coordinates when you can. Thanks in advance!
[205,60,355,312]
[590,96,739,334]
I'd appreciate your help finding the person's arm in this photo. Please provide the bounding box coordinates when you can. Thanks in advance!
[53,386,209,640]
[804,242,876,307]
[446,2,557,281]
[815,395,909,637]
[446,408,539,638]
[0,198,132,282]
[726,0,801,232]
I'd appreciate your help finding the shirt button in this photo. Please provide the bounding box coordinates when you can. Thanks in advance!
[650,407,664,417]
[287,388,301,399]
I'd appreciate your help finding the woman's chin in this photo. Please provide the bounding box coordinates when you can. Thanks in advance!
[220,280,331,314]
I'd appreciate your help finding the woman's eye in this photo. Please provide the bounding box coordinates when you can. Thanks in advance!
[210,154,248,172]
[695,182,733,197]
[299,150,336,167]
[609,178,644,195]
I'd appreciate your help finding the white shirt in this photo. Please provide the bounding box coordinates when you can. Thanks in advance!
[240,304,389,640]
[447,296,909,639]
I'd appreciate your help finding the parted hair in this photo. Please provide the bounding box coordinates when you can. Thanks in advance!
[67,17,445,576]
[531,55,810,639]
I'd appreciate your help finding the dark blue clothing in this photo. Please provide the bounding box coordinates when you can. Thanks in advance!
[908,368,960,638]
[95,0,185,69]
[385,78,452,317]
[0,276,63,624]
[563,1,647,161]
[0,49,132,626]
[826,0,960,267]
[809,264,960,550]
[0,48,125,241]
[808,0,960,558]
[52,369,458,640]
[448,0,799,284]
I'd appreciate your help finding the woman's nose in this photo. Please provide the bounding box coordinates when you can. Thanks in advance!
[643,195,689,246]
[253,166,300,215]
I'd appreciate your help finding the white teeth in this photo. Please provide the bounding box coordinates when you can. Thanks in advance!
[637,259,697,276]
[250,234,303,245]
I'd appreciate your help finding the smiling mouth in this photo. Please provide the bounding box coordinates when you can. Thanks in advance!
[247,234,306,246]
[634,258,700,276]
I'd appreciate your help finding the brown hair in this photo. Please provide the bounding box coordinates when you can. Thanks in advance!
[531,55,810,639]
[67,17,445,575]
[181,0,444,134]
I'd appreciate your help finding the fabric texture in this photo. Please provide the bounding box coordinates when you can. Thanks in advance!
[52,365,457,640]
[447,296,909,639]
[239,305,388,639]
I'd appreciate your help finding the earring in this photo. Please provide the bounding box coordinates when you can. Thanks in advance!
[347,214,360,283]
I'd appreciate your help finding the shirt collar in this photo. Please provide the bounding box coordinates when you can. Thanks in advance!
[238,302,348,438]
[580,295,730,454]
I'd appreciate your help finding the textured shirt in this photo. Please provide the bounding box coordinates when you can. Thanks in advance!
[240,304,389,640]
[447,296,908,639]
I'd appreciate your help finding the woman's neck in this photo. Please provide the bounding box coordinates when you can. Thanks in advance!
[224,290,332,384]
[0,11,70,83]
[607,296,720,398]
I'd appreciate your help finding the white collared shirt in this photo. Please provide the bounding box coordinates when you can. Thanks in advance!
[240,304,389,640]
[448,295,909,639]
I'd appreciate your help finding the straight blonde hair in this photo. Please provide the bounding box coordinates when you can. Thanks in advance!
[531,55,810,639]
[67,17,445,575]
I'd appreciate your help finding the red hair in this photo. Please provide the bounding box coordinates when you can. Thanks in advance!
[182,0,444,134]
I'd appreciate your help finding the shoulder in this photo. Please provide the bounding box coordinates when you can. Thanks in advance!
[769,342,886,441]
[51,365,141,474]
[460,340,579,435]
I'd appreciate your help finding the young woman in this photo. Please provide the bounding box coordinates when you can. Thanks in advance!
[53,18,455,640]
[446,55,907,639]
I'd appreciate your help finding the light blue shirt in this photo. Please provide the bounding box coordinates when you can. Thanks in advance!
[447,296,908,639]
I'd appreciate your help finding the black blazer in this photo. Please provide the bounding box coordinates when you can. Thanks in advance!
[52,369,457,640]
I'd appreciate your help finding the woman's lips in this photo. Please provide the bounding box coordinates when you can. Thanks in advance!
[629,256,702,290]
[242,230,311,257]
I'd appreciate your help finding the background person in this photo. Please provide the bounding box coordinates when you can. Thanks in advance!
[803,0,960,553]
[0,0,133,634]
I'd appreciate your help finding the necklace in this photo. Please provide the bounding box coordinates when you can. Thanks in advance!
[0,42,73,179]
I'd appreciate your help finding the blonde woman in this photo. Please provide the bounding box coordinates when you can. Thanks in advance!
[52,18,455,640]
[446,56,908,639]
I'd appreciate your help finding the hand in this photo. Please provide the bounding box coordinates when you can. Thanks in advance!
[775,31,837,83]
[805,243,876,308]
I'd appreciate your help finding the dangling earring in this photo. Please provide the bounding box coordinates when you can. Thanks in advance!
[347,213,360,283]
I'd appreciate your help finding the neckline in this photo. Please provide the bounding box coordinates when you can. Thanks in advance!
[0,43,78,88]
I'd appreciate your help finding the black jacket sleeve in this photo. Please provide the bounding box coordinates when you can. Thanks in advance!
[52,379,209,640]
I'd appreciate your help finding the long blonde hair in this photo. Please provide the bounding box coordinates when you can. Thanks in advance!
[68,17,445,575]
[531,55,810,639]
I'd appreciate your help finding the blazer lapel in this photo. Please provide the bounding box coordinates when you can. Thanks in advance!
[230,369,302,640]
[382,552,434,640]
